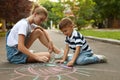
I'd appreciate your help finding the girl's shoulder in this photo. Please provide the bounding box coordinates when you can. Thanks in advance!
[15,19,28,26]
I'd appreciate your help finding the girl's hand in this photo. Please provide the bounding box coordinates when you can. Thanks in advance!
[55,60,65,64]
[67,60,74,67]
[34,55,49,62]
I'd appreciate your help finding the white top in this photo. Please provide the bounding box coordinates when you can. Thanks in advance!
[7,19,37,47]
[65,30,93,53]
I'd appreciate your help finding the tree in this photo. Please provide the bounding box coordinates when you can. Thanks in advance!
[39,0,64,28]
[0,0,33,31]
[63,0,95,30]
[0,0,33,23]
[93,0,120,28]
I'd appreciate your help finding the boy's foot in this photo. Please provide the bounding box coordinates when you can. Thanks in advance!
[94,54,107,63]
[54,49,64,59]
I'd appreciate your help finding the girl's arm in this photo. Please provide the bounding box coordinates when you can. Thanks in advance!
[18,34,33,57]
[55,44,69,63]
[18,34,48,62]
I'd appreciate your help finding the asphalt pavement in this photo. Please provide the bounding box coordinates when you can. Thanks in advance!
[0,29,120,80]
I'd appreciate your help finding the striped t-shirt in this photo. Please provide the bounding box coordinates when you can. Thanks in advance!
[65,30,93,53]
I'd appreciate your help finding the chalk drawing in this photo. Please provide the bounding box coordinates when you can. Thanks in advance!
[0,63,119,80]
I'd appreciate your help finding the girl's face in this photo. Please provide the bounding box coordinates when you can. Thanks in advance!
[60,25,73,37]
[33,14,46,25]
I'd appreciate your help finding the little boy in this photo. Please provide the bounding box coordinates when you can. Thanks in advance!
[56,17,107,67]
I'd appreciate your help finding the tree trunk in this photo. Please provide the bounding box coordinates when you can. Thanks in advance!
[112,17,120,28]
[108,17,113,28]
[1,19,6,32]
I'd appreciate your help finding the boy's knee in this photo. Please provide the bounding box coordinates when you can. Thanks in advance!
[76,58,88,65]
[76,60,84,65]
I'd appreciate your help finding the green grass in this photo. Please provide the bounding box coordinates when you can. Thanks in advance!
[0,32,6,37]
[79,29,120,40]
[0,29,120,40]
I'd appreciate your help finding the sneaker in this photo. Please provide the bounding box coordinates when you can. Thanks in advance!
[49,53,55,63]
[54,49,64,59]
[94,54,107,63]
[29,50,35,53]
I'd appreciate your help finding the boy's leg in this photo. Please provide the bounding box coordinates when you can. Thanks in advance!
[93,54,107,63]
[75,52,99,65]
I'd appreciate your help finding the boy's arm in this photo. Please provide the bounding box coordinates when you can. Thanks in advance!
[67,46,80,66]
[62,44,69,61]
[72,46,80,62]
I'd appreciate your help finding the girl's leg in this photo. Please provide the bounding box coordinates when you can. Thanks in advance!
[24,29,51,63]
[25,29,62,62]
[25,29,61,54]
[25,29,50,49]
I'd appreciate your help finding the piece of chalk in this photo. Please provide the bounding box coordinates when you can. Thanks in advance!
[45,63,56,67]
[61,65,73,69]
[63,61,67,64]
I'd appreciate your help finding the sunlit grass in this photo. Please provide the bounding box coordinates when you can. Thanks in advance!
[79,29,120,40]
[0,32,6,37]
[0,29,120,40]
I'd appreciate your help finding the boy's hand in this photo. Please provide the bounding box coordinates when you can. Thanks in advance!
[67,60,74,67]
[55,60,64,64]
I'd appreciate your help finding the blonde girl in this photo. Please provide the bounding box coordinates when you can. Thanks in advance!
[6,4,62,64]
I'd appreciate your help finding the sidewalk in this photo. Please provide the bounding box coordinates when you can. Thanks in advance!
[85,36,120,45]
[0,30,120,80]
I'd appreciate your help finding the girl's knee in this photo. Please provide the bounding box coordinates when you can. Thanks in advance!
[34,29,44,36]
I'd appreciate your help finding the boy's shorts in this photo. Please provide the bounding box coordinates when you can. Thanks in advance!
[6,30,28,64]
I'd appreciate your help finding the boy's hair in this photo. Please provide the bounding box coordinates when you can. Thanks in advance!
[31,4,48,17]
[59,17,73,30]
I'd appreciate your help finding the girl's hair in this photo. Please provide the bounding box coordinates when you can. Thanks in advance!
[59,17,73,30]
[31,4,48,17]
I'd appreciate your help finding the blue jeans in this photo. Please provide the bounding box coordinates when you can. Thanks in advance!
[67,51,99,65]
[6,30,28,64]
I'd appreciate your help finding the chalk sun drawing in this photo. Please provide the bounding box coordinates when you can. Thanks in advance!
[0,63,119,80]
[9,63,91,80]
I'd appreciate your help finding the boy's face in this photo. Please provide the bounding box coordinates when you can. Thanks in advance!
[60,25,73,37]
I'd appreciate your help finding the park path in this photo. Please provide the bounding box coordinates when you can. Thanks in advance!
[0,30,120,80]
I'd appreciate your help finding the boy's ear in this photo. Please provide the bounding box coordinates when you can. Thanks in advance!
[71,25,74,28]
